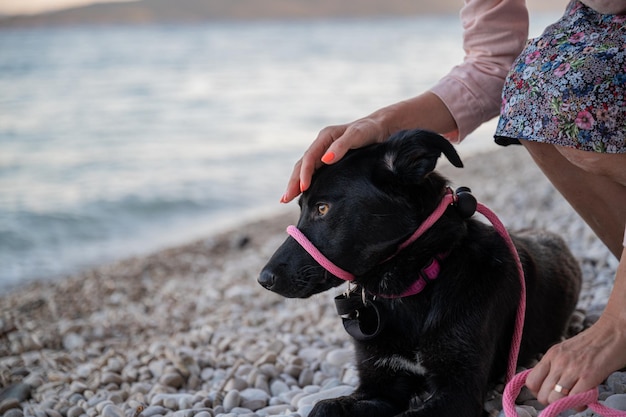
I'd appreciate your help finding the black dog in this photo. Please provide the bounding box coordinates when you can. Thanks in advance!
[259,130,581,417]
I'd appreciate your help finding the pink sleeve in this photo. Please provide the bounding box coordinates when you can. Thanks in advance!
[429,0,529,143]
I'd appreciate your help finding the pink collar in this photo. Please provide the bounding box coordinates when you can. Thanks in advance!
[377,252,448,298]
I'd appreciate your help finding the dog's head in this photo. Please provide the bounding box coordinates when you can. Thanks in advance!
[259,129,463,298]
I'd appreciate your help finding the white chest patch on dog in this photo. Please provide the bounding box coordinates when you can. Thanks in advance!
[374,353,427,376]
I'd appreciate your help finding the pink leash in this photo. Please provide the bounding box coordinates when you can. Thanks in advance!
[475,205,626,416]
[475,201,526,383]
[503,370,626,417]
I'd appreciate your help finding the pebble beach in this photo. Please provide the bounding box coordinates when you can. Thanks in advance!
[1,146,623,417]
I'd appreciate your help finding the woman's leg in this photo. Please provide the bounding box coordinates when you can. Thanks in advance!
[521,139,626,404]
[520,140,626,258]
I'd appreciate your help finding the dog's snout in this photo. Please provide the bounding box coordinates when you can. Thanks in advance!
[258,269,276,290]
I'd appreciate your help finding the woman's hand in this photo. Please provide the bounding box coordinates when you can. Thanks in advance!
[526,248,626,406]
[280,92,458,203]
[526,313,626,405]
[280,117,388,203]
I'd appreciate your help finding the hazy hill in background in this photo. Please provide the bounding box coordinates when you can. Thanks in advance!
[0,0,567,28]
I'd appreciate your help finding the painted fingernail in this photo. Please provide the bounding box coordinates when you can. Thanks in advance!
[321,152,335,164]
[280,194,287,203]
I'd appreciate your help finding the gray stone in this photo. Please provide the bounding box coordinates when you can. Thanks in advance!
[160,372,184,389]
[44,409,63,417]
[240,388,269,410]
[178,394,194,410]
[62,333,85,350]
[95,400,115,413]
[228,407,254,415]
[604,393,626,411]
[253,374,269,393]
[66,405,86,417]
[325,349,352,367]
[172,410,194,417]
[269,380,289,397]
[101,404,124,417]
[0,383,31,403]
[101,372,123,386]
[607,373,626,394]
[87,392,108,408]
[296,404,314,417]
[69,381,88,394]
[224,377,247,392]
[2,409,23,417]
[296,385,355,409]
[256,404,293,416]
[222,390,241,412]
[254,352,277,366]
[298,369,314,387]
[140,405,168,417]
[0,399,20,414]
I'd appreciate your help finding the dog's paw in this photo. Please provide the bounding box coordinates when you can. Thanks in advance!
[310,395,401,417]
[309,398,353,417]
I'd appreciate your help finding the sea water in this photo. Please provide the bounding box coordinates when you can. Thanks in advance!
[0,14,559,290]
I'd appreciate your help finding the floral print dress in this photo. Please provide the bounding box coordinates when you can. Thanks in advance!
[495,0,626,153]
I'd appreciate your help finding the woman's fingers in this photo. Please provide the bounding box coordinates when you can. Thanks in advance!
[526,315,626,406]
[281,120,386,202]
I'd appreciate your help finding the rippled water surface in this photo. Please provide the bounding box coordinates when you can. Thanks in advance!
[0,15,558,289]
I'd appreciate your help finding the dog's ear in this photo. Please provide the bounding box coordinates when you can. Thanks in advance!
[380,130,463,183]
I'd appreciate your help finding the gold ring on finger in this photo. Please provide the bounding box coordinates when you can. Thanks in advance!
[553,384,571,396]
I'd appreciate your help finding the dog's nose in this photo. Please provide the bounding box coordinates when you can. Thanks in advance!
[258,270,276,290]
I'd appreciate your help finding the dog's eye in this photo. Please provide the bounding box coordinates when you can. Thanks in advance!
[316,203,330,216]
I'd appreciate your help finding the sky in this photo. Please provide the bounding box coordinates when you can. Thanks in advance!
[0,0,133,15]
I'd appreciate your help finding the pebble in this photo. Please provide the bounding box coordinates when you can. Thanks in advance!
[604,394,626,411]
[296,385,355,409]
[66,406,86,417]
[239,388,269,410]
[62,332,86,350]
[0,399,20,414]
[141,405,168,417]
[101,372,124,386]
[607,373,626,394]
[0,384,31,403]
[222,391,241,412]
[298,368,314,387]
[0,149,619,417]
[160,372,185,388]
[325,348,353,367]
[257,404,293,416]
[269,380,289,397]
[3,410,24,417]
[101,404,124,417]
[497,406,534,417]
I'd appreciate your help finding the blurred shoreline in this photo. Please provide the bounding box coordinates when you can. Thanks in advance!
[0,0,567,28]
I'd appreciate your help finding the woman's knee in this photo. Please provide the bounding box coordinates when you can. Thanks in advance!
[522,140,626,186]
[555,145,626,186]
